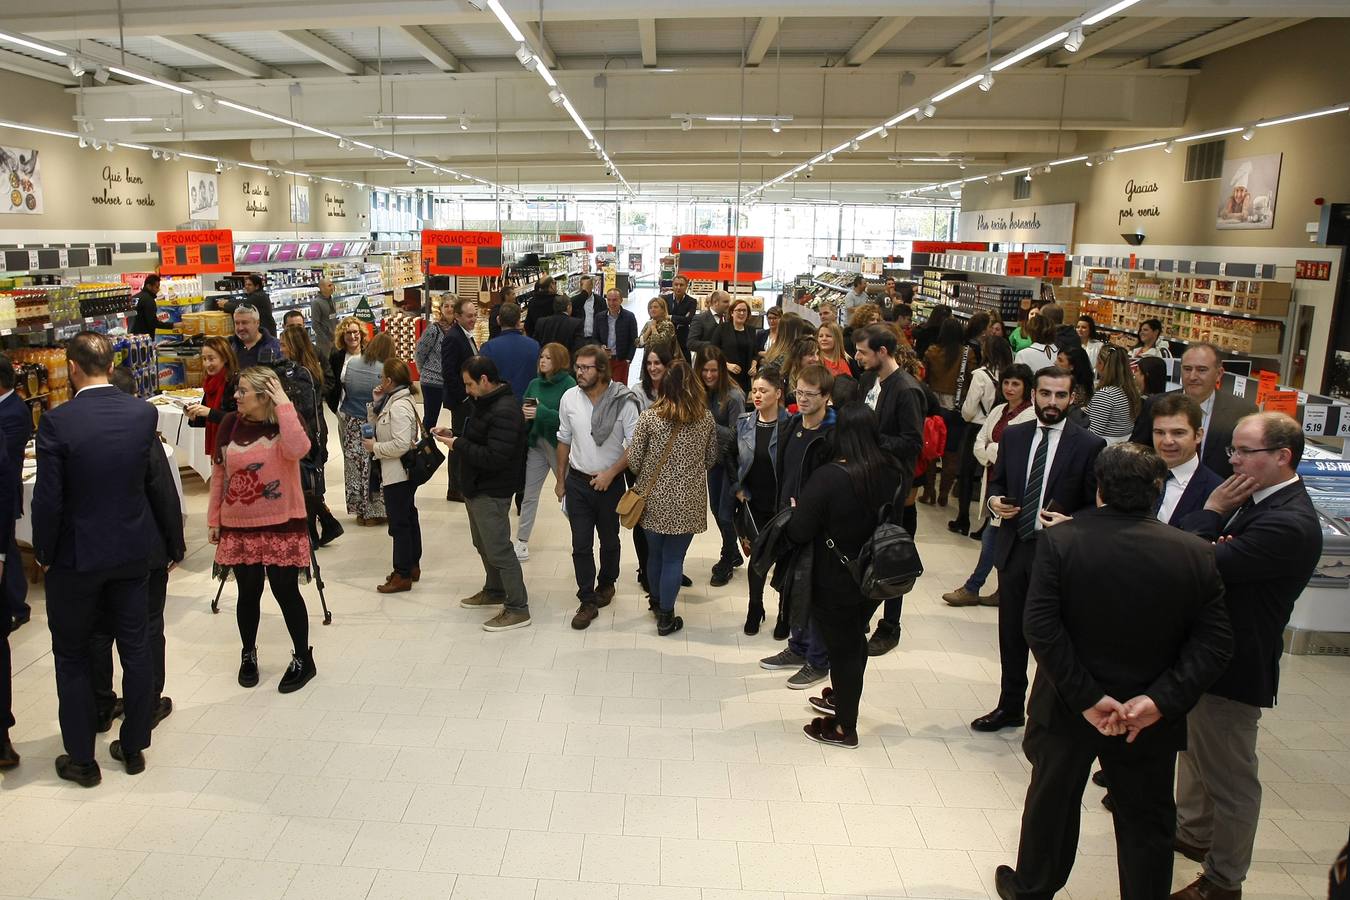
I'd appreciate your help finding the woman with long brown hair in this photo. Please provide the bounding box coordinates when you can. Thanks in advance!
[920,317,967,506]
[362,358,423,592]
[626,359,719,635]
[186,336,238,457]
[695,345,746,587]
[279,324,344,546]
[340,332,395,525]
[763,312,812,373]
[1086,342,1143,444]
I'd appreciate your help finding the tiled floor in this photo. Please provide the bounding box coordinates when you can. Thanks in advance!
[4,430,1349,899]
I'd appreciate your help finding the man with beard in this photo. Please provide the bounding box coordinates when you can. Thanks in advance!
[973,366,1105,734]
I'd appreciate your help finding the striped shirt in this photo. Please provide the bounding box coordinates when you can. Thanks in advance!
[1085,385,1136,444]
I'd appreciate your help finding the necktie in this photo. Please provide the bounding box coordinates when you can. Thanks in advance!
[1153,471,1174,515]
[1017,427,1051,541]
[1225,497,1255,532]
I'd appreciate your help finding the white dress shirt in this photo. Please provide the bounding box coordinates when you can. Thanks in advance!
[1198,392,1216,456]
[1252,474,1301,506]
[1023,418,1066,532]
[1156,453,1200,524]
[74,383,118,397]
[556,385,639,475]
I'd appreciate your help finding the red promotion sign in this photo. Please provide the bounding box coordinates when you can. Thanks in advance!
[1256,370,1279,408]
[1046,253,1067,279]
[1295,259,1331,281]
[1025,252,1047,278]
[1006,253,1026,277]
[1264,390,1299,417]
[157,229,234,275]
[912,241,989,253]
[676,235,764,283]
[421,230,504,276]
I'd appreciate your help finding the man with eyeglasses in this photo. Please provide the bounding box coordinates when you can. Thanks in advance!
[1168,412,1321,900]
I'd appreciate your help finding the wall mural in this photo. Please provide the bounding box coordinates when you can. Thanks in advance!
[1216,153,1282,230]
[0,145,43,214]
[188,170,219,220]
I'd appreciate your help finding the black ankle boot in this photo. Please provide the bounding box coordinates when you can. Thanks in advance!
[744,602,765,636]
[238,647,259,688]
[656,610,683,636]
[278,647,316,694]
[318,510,345,547]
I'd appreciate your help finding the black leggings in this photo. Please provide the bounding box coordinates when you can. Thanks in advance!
[234,564,309,656]
[746,503,774,608]
[811,598,882,733]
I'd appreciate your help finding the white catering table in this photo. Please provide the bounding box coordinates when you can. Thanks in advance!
[154,401,212,481]
[16,442,186,545]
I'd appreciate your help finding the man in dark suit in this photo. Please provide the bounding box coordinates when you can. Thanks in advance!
[534,294,585,357]
[1171,412,1322,900]
[441,294,480,502]
[1150,393,1225,526]
[129,274,160,337]
[664,275,698,352]
[523,275,557,339]
[0,359,33,632]
[571,275,602,344]
[974,365,1106,733]
[593,289,638,386]
[687,290,730,356]
[1130,343,1255,478]
[33,332,170,786]
[996,443,1232,900]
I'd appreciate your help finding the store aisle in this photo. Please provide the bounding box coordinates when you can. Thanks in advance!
[2,423,1347,900]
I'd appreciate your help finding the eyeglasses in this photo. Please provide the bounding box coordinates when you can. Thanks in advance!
[1225,446,1283,459]
[795,389,823,399]
[575,364,599,372]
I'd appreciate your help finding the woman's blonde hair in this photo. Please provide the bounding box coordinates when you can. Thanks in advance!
[235,366,282,425]
[337,316,367,351]
[817,322,847,363]
[654,358,708,425]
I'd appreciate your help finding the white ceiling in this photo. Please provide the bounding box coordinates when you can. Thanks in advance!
[0,0,1342,196]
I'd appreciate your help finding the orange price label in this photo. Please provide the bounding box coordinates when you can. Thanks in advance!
[676,235,764,283]
[1255,370,1279,407]
[157,229,234,275]
[1025,253,1047,278]
[1006,253,1026,277]
[421,230,504,276]
[1046,253,1067,279]
[1263,390,1299,418]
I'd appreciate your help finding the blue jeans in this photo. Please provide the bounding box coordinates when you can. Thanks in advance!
[646,531,694,613]
[788,623,830,670]
[963,522,999,593]
[420,383,444,433]
[707,468,740,565]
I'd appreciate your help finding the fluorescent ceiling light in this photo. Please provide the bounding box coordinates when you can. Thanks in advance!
[107,66,193,95]
[1116,140,1166,154]
[179,152,218,162]
[367,114,447,121]
[0,119,76,139]
[537,66,557,87]
[1175,126,1242,143]
[1049,155,1088,166]
[238,162,268,171]
[0,30,67,56]
[885,109,919,127]
[932,74,983,103]
[117,142,152,151]
[103,116,153,123]
[486,0,527,43]
[991,32,1069,72]
[1084,0,1146,26]
[1000,166,1030,175]
[858,126,883,141]
[1255,105,1349,127]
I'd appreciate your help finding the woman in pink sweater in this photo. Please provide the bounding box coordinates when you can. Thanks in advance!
[208,367,317,694]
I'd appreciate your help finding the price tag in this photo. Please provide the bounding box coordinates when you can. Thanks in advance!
[157,229,235,275]
[421,230,504,276]
[1337,407,1350,438]
[1006,253,1026,276]
[1256,370,1279,407]
[1303,404,1328,436]
[1232,376,1247,398]
[1025,253,1047,277]
[1046,253,1067,279]
[1263,390,1299,417]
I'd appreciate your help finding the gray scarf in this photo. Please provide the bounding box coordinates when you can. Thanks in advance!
[591,380,641,446]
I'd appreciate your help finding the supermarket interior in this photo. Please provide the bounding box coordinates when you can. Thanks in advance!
[1,0,1349,898]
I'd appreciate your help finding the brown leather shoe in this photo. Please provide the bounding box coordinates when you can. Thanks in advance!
[378,574,413,594]
[942,587,980,607]
[979,589,1000,607]
[1171,874,1239,900]
[595,584,615,607]
[0,735,19,769]
[1174,838,1210,864]
[387,569,422,584]
[571,603,599,630]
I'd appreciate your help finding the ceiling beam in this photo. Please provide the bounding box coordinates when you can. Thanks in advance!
[66,42,188,83]
[942,16,1049,67]
[745,17,780,67]
[149,34,283,78]
[842,16,914,67]
[1047,17,1177,66]
[519,22,558,70]
[1147,17,1308,67]
[275,30,372,76]
[638,19,657,67]
[399,25,460,72]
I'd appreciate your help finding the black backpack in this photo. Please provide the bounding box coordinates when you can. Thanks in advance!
[825,469,924,600]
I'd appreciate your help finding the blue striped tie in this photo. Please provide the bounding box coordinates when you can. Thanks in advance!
[1018,427,1051,541]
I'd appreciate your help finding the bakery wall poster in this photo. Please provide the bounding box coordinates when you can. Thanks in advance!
[1,145,44,215]
[1216,153,1281,230]
[289,184,310,224]
[188,171,219,220]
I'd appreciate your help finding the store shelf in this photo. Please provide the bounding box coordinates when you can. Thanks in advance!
[811,279,850,293]
[0,311,128,337]
[1084,291,1287,324]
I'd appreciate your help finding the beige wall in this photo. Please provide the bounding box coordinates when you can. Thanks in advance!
[0,70,370,239]
[960,19,1350,249]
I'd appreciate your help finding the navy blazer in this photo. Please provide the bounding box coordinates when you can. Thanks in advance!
[0,391,32,537]
[1131,390,1257,478]
[1165,461,1224,527]
[988,417,1105,569]
[1180,480,1322,708]
[592,307,639,362]
[440,323,478,411]
[32,386,161,573]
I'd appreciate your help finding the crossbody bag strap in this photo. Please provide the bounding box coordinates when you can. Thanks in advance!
[635,423,681,497]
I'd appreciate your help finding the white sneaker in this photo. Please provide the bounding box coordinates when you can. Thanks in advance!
[514,540,529,561]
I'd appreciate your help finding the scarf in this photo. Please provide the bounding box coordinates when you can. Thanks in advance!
[590,380,641,445]
[202,368,229,455]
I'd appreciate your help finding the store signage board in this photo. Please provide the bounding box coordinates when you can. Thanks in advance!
[1256,371,1279,407]
[1296,259,1332,281]
[913,241,989,254]
[1264,390,1299,417]
[958,203,1076,246]
[157,229,234,275]
[422,230,504,276]
[676,235,764,282]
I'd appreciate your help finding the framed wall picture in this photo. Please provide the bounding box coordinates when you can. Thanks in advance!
[0,146,44,215]
[290,183,310,224]
[187,170,219,220]
[1216,153,1282,230]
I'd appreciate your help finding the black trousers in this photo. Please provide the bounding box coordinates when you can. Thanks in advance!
[811,598,882,732]
[996,536,1038,712]
[234,565,310,657]
[952,424,982,527]
[92,566,168,717]
[46,562,153,762]
[447,403,468,497]
[1,617,12,735]
[566,467,624,602]
[746,502,775,607]
[383,479,422,577]
[3,533,28,620]
[1013,720,1179,900]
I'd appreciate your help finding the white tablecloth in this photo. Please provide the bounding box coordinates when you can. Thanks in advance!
[155,402,212,481]
[16,442,186,545]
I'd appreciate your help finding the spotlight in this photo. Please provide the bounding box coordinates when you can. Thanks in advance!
[849,139,860,152]
[807,163,814,173]
[372,117,384,129]
[1085,157,1094,167]
[913,108,924,122]
[163,119,176,133]
[1107,152,1115,161]
[459,116,469,131]
[983,177,992,185]
[996,174,1004,182]
[376,149,389,160]
[215,161,223,173]
[407,159,416,169]
[78,137,88,149]
[67,57,86,77]
[1042,165,1052,174]
[1024,173,1032,182]
[681,117,692,131]
[923,104,937,118]
[338,139,350,151]
[878,126,888,139]
[825,153,834,163]
[106,142,115,153]
[1242,127,1255,141]
[267,167,278,177]
[92,66,109,84]
[203,95,217,113]
[191,93,206,111]
[548,88,564,106]
[170,151,180,162]
[150,148,161,159]
[515,44,537,71]
[1163,141,1175,154]
[979,73,994,92]
[89,139,101,151]
[74,116,93,134]
[1064,26,1084,53]
[958,161,967,170]
[771,120,781,134]
[900,70,916,87]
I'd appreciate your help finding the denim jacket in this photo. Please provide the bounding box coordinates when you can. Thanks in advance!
[733,408,789,503]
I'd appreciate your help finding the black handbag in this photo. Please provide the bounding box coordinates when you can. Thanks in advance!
[397,398,446,488]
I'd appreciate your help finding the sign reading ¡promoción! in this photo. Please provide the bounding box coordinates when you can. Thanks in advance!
[156,229,234,275]
[957,202,1076,246]
[676,235,764,282]
[421,230,504,276]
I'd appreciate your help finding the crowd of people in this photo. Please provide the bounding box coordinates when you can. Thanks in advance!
[0,278,1335,900]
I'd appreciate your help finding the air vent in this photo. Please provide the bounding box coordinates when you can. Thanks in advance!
[1184,140,1225,183]
[1012,177,1031,201]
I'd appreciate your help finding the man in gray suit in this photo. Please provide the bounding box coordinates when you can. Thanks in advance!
[687,290,730,356]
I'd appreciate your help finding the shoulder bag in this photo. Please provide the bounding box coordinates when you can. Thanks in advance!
[616,422,681,529]
[824,468,924,601]
[399,397,446,487]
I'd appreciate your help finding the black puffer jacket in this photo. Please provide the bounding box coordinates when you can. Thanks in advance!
[456,383,527,498]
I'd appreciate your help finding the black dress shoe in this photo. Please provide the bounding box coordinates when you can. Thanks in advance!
[971,708,1025,732]
[96,698,125,734]
[947,519,969,536]
[55,754,101,787]
[0,736,19,769]
[710,564,731,587]
[994,865,1019,900]
[1101,792,1115,812]
[680,574,693,588]
[1091,769,1108,788]
[9,609,30,632]
[110,740,145,775]
[151,697,173,728]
